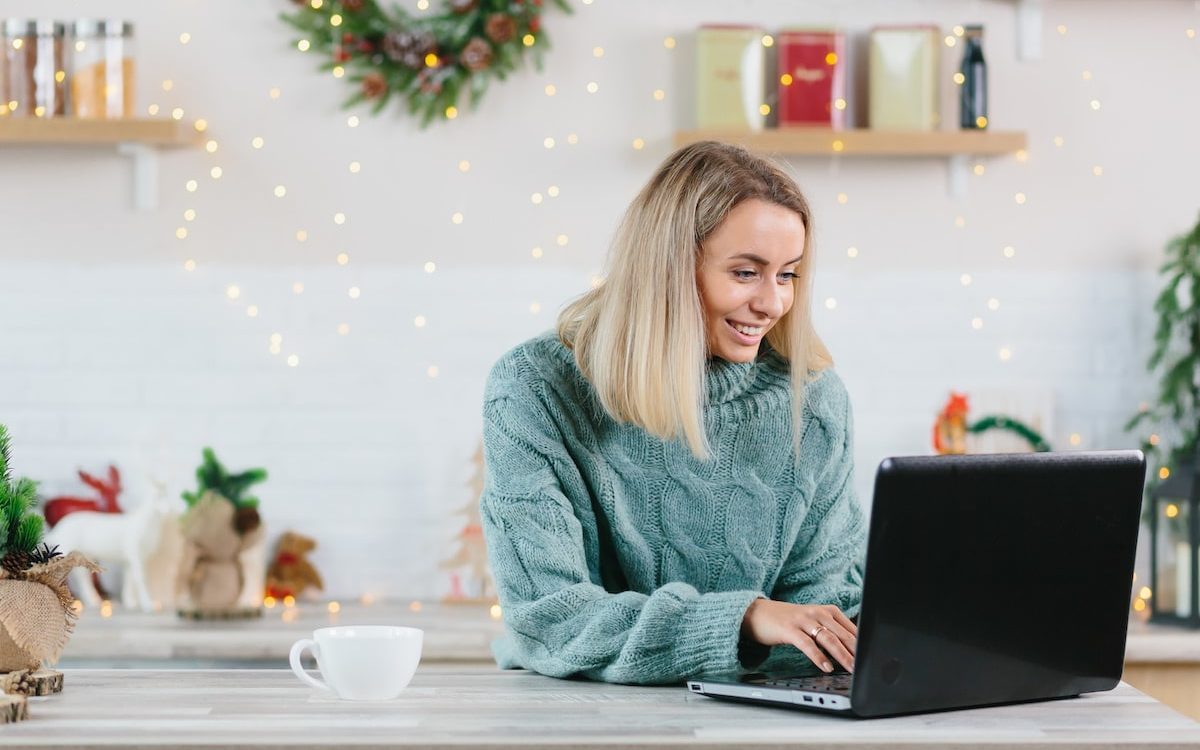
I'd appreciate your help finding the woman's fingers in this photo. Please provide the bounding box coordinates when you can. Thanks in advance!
[792,634,835,673]
[812,627,855,672]
[828,606,858,637]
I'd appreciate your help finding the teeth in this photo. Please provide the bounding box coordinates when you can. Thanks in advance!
[732,323,764,336]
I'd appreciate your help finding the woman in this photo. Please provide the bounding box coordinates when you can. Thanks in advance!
[479,141,865,685]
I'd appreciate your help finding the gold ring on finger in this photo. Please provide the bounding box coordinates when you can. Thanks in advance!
[810,625,829,639]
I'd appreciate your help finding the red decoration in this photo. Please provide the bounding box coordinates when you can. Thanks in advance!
[43,465,123,528]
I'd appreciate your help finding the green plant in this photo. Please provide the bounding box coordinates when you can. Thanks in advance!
[182,447,268,510]
[1126,211,1200,507]
[0,424,46,571]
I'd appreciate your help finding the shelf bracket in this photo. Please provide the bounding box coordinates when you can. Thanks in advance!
[1015,0,1044,61]
[948,155,969,199]
[116,142,159,211]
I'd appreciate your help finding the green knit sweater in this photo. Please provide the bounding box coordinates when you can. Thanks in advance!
[480,330,866,685]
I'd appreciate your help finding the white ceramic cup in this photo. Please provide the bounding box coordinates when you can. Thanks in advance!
[289,625,423,701]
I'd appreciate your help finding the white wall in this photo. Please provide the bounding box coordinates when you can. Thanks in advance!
[1,0,1197,598]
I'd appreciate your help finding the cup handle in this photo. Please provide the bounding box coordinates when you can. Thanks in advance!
[289,638,333,693]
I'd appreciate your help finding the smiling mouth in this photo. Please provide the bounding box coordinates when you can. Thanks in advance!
[726,319,768,344]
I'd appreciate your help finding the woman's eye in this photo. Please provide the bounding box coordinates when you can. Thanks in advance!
[779,272,798,282]
[734,270,757,280]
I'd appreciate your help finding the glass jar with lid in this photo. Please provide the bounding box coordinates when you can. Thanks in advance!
[69,19,135,118]
[3,20,67,118]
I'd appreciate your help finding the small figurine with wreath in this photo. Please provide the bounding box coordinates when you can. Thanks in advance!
[933,392,1052,454]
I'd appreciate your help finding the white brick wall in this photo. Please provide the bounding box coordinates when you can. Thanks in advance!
[0,261,1159,598]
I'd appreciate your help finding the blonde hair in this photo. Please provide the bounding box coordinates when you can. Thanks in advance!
[557,140,833,461]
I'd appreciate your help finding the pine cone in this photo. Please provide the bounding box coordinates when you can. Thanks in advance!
[1,670,32,696]
[485,14,517,44]
[343,0,365,11]
[382,29,437,70]
[362,72,387,99]
[233,506,261,536]
[450,0,478,13]
[0,550,32,576]
[460,37,493,73]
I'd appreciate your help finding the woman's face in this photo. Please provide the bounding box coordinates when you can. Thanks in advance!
[697,199,804,363]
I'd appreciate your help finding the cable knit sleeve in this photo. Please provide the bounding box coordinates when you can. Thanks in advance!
[480,364,762,685]
[749,370,868,674]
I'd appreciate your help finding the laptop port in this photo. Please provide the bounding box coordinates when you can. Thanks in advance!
[689,684,702,692]
[802,696,813,702]
[818,698,825,704]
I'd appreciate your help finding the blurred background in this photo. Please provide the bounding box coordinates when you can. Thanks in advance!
[0,0,1197,619]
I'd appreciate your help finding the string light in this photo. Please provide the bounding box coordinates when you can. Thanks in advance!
[761,35,774,48]
[347,115,360,127]
[269,87,281,99]
[531,193,544,204]
[530,302,542,314]
[960,273,972,286]
[252,136,265,149]
[348,287,361,299]
[586,81,599,94]
[451,212,464,224]
[349,160,361,172]
[824,297,837,310]
[179,32,191,44]
[186,179,198,192]
[458,160,470,172]
[445,106,458,119]
[162,79,173,91]
[292,282,305,294]
[846,247,858,258]
[1069,433,1082,446]
[1057,24,1067,35]
[547,185,559,197]
[209,166,222,179]
[944,35,956,47]
[226,285,241,300]
[183,209,196,221]
[274,185,287,198]
[653,89,665,100]
[414,315,427,328]
[336,252,349,265]
[333,212,346,225]
[297,39,310,52]
[490,604,503,620]
[1003,245,1016,258]
[1090,99,1101,110]
[1167,502,1180,517]
[632,138,645,150]
[426,366,439,378]
[337,323,350,335]
[971,317,983,330]
[332,66,344,78]
[1092,165,1103,177]
[147,104,159,115]
[837,192,848,205]
[1053,135,1064,147]
[205,139,218,153]
[330,14,343,26]
[973,163,985,176]
[543,137,555,149]
[424,261,437,273]
[1150,434,1160,446]
[175,227,188,240]
[758,104,771,116]
[328,602,341,613]
[567,133,579,145]
[1082,70,1092,81]
[246,306,259,318]
[531,247,543,258]
[1015,149,1029,162]
[1160,467,1172,480]
[954,215,966,228]
[999,347,1012,361]
[522,34,535,46]
[593,46,604,57]
[832,140,844,152]
[663,36,676,49]
[1014,192,1027,205]
[556,234,569,246]
[295,230,308,242]
[171,107,184,120]
[183,259,196,272]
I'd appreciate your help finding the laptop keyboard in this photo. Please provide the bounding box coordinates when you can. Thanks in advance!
[763,673,853,694]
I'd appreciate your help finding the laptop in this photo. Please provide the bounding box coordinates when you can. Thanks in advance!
[687,450,1147,718]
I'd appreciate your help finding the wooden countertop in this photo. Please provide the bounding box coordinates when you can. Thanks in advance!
[4,666,1200,749]
[59,601,1200,666]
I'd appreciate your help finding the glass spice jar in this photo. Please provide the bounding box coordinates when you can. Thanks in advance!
[69,19,135,118]
[3,19,67,118]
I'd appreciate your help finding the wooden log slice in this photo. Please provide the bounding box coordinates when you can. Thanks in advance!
[0,692,27,723]
[176,606,263,621]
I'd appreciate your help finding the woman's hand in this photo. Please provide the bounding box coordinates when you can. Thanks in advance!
[741,599,857,673]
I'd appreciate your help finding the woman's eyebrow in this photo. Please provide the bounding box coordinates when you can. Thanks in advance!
[728,252,803,265]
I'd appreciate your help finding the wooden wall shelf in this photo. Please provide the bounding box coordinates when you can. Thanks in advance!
[0,118,202,210]
[0,117,201,147]
[674,128,1028,198]
[673,128,1027,158]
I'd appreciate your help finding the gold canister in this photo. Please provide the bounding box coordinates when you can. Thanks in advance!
[69,19,135,118]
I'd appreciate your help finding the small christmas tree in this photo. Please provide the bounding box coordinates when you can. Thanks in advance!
[0,425,60,574]
[441,442,495,603]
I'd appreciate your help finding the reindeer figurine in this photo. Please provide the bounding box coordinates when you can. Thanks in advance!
[44,482,172,613]
[43,465,124,527]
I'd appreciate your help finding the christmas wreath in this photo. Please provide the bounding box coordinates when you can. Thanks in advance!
[281,0,572,127]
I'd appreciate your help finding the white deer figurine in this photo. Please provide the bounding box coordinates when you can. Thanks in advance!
[45,491,172,612]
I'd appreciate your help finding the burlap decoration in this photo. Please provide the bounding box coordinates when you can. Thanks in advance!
[178,493,264,611]
[0,551,100,672]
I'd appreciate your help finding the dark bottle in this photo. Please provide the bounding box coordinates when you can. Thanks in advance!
[959,25,987,129]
